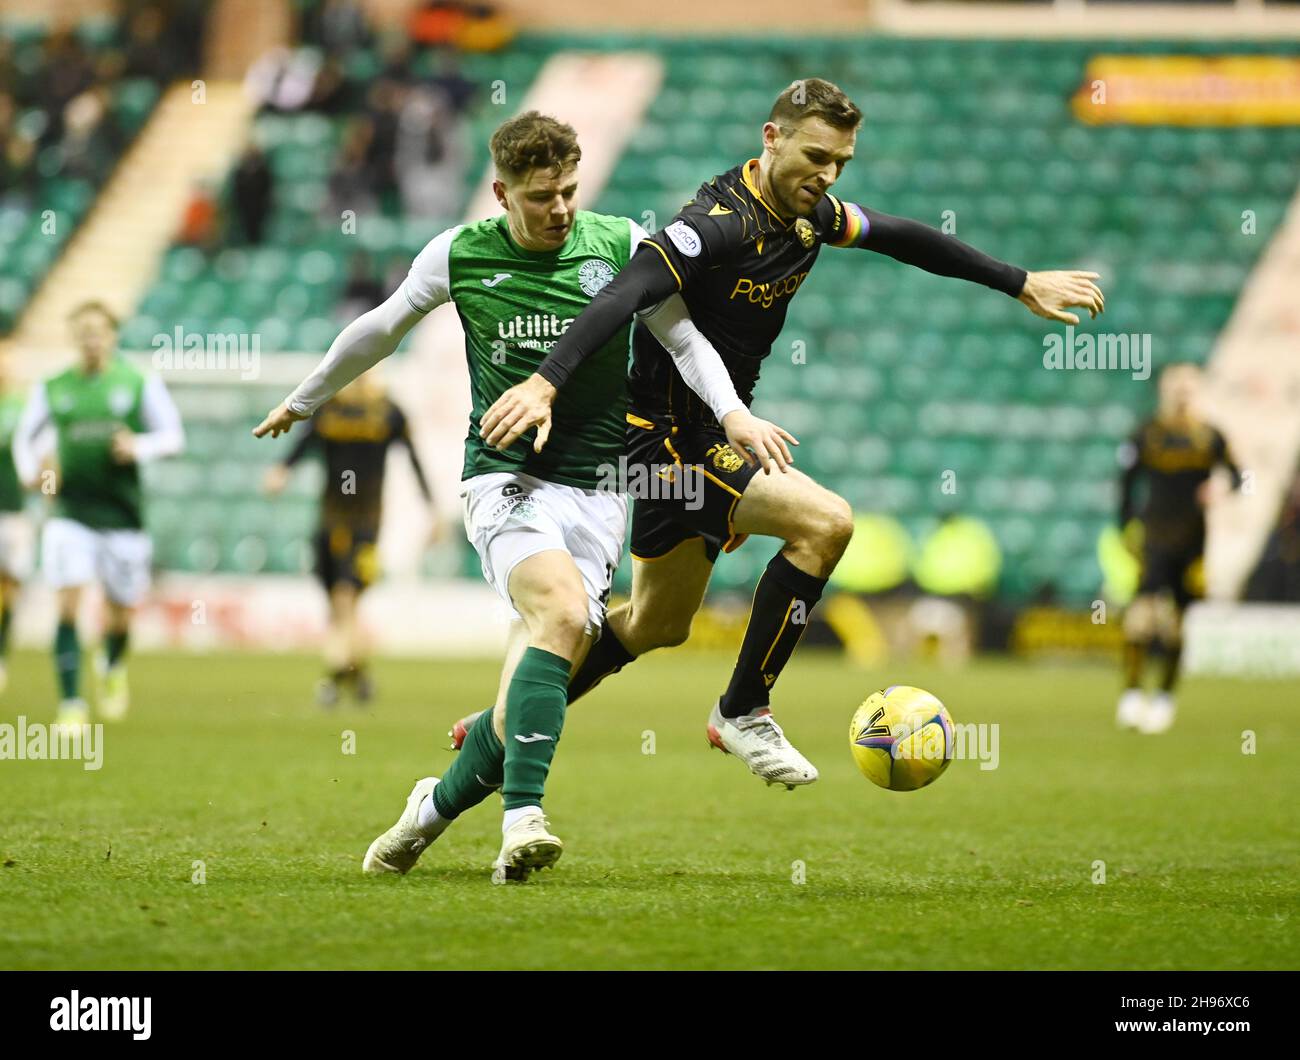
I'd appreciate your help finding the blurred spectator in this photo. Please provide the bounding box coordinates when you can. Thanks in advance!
[395,84,466,218]
[232,144,274,245]
[59,87,122,183]
[338,252,384,322]
[178,180,219,250]
[327,119,380,218]
[428,46,476,114]
[363,80,404,203]
[123,6,177,84]
[308,0,371,54]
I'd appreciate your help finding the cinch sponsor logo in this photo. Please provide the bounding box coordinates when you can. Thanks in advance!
[50,991,151,1039]
[728,271,809,309]
[497,314,575,341]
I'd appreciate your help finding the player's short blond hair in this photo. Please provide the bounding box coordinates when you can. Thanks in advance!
[490,111,581,182]
[769,78,862,132]
[67,300,119,329]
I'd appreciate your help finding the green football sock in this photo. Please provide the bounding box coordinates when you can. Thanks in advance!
[105,630,128,667]
[55,620,80,699]
[432,707,504,821]
[502,647,570,811]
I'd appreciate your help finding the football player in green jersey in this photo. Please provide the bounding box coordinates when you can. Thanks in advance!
[255,111,793,882]
[0,346,35,696]
[13,301,185,727]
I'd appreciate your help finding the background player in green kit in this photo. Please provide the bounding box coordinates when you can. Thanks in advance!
[13,301,185,727]
[254,112,789,881]
[0,347,35,696]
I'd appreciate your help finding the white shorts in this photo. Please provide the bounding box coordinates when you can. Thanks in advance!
[461,471,627,632]
[0,513,34,580]
[41,517,154,606]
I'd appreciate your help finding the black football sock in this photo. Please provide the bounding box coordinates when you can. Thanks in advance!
[105,630,128,668]
[719,552,826,719]
[1159,641,1183,693]
[567,624,635,704]
[1122,639,1146,689]
[0,602,11,658]
[55,620,80,700]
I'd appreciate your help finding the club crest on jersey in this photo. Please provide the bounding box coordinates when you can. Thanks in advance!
[108,387,134,417]
[664,221,702,257]
[795,218,815,248]
[707,442,745,474]
[578,259,615,297]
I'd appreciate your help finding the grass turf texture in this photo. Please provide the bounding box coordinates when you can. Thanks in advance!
[0,648,1296,970]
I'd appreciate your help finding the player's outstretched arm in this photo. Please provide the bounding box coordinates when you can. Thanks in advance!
[480,250,679,451]
[253,288,425,439]
[832,202,1104,321]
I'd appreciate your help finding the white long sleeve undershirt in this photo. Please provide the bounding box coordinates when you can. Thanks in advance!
[284,219,746,425]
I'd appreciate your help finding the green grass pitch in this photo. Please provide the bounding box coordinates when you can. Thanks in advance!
[1,648,1296,970]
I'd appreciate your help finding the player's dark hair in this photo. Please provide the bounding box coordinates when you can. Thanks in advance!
[490,111,581,181]
[67,299,119,328]
[769,78,862,132]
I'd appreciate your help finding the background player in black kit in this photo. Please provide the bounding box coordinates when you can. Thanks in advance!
[1116,363,1241,735]
[480,78,1105,787]
[266,372,433,705]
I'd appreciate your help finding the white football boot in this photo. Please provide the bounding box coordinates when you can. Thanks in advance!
[1139,692,1176,734]
[98,663,129,722]
[1115,688,1147,731]
[706,701,818,789]
[362,777,448,875]
[491,811,563,884]
[54,697,91,733]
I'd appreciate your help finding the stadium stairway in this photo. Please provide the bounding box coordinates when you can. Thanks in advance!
[1204,189,1300,597]
[11,80,257,355]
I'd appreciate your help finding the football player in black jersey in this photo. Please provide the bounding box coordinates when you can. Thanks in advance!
[265,372,433,705]
[476,78,1104,786]
[1116,363,1240,734]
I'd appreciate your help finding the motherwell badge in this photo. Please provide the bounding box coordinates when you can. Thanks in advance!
[794,218,815,248]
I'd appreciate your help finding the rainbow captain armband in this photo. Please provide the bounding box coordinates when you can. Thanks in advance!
[826,196,871,248]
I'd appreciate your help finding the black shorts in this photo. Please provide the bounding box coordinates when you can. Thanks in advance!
[315,523,379,590]
[1138,535,1204,610]
[624,413,761,563]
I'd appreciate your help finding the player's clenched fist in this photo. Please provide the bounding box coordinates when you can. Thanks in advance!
[480,373,556,453]
[722,409,799,474]
[1017,270,1105,325]
[253,402,307,439]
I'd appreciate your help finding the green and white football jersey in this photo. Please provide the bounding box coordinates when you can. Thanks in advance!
[44,358,149,530]
[0,392,25,514]
[403,210,641,489]
[16,357,187,532]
